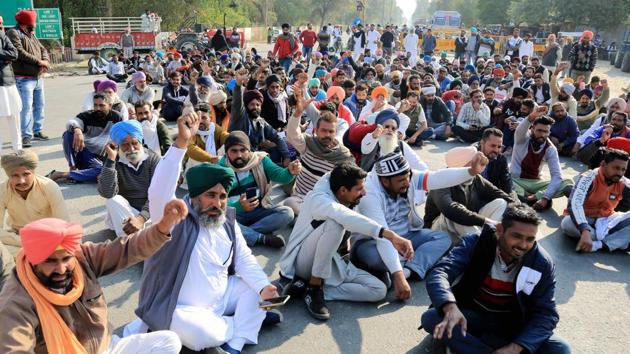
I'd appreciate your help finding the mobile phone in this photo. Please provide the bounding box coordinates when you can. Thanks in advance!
[245,187,258,200]
[259,295,291,309]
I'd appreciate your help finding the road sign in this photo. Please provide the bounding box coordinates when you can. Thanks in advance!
[35,8,63,40]
[0,0,34,27]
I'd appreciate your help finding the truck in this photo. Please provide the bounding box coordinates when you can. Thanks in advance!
[70,17,161,56]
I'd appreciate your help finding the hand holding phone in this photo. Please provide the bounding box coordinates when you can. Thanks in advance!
[259,295,291,310]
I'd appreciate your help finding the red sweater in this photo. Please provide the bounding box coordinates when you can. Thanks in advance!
[299,30,317,47]
[273,35,298,59]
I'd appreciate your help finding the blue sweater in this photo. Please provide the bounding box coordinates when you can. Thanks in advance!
[550,115,579,147]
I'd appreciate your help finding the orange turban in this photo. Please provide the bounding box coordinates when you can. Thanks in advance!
[20,218,83,265]
[326,86,345,100]
[371,86,389,99]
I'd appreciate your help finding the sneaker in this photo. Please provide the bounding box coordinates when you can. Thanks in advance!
[262,309,284,327]
[261,234,286,248]
[284,275,307,298]
[304,285,330,320]
[219,344,241,354]
[33,132,50,140]
[271,272,293,295]
[22,137,32,148]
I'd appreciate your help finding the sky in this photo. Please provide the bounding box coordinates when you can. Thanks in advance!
[396,0,417,24]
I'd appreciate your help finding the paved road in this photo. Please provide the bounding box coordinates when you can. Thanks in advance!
[2,60,630,354]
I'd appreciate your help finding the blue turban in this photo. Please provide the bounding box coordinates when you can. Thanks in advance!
[110,120,143,145]
[423,55,432,62]
[226,79,237,92]
[579,89,593,99]
[308,78,321,87]
[197,76,212,87]
[468,75,480,85]
[315,69,327,78]
[374,109,400,127]
[465,64,476,73]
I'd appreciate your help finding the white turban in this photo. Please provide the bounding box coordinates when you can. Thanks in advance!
[421,86,436,95]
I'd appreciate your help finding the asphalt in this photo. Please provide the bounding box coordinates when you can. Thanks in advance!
[2,60,630,354]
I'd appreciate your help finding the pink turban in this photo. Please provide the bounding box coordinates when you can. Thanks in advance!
[582,31,593,40]
[326,86,346,101]
[20,218,83,265]
[445,146,477,168]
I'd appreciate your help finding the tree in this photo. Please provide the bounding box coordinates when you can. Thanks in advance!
[555,0,630,30]
[477,0,511,25]
[413,0,430,23]
[507,0,554,26]
[311,0,341,27]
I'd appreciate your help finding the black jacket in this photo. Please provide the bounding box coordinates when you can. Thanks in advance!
[474,143,513,194]
[530,83,551,105]
[0,30,18,86]
[424,175,514,228]
[260,89,288,130]
[420,96,452,125]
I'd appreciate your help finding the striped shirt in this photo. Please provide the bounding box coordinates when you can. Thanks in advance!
[472,251,519,313]
[293,150,337,198]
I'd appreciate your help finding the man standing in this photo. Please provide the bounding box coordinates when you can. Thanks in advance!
[422,29,437,56]
[0,150,69,247]
[465,27,480,65]
[454,30,467,62]
[98,120,160,237]
[133,114,282,353]
[519,33,534,61]
[0,204,186,353]
[0,15,22,152]
[505,28,522,59]
[366,24,381,55]
[278,163,414,320]
[511,106,573,211]
[403,29,419,67]
[569,31,597,83]
[421,204,571,354]
[380,25,395,57]
[273,23,298,72]
[120,28,135,59]
[7,10,50,148]
[563,148,630,253]
[218,131,299,249]
[298,23,317,64]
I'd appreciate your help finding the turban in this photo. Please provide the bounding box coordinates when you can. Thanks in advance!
[314,52,323,59]
[582,31,594,40]
[220,54,229,61]
[579,89,593,99]
[440,51,448,58]
[20,218,83,265]
[470,27,478,33]
[1,149,39,175]
[231,52,241,60]
[445,146,477,167]
[375,153,410,177]
[374,109,399,127]
[468,75,480,85]
[390,70,402,79]
[421,86,436,95]
[265,74,281,87]
[607,97,627,112]
[186,163,235,197]
[224,131,251,151]
[209,90,227,106]
[197,76,212,87]
[492,68,505,76]
[173,52,182,59]
[465,64,476,73]
[371,86,389,99]
[243,89,264,106]
[92,80,102,92]
[512,87,529,99]
[449,80,463,90]
[560,83,576,96]
[607,137,630,154]
[307,78,321,88]
[97,80,117,93]
[315,69,327,78]
[330,68,339,77]
[327,86,345,100]
[110,120,143,145]
[131,71,146,83]
[15,10,37,26]
[423,55,432,62]
[226,79,237,92]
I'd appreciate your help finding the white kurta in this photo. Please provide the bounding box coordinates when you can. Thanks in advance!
[404,34,419,66]
[0,85,22,151]
[366,30,380,53]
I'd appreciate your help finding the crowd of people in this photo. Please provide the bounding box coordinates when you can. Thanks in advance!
[2,9,630,354]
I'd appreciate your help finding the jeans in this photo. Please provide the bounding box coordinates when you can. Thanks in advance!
[16,77,45,139]
[237,205,294,246]
[279,57,292,72]
[405,127,435,144]
[466,50,477,65]
[303,46,313,64]
[453,125,484,143]
[62,131,103,183]
[351,228,451,279]
[420,307,571,354]
[428,122,450,140]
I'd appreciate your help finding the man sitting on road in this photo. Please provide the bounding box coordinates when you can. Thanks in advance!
[574,97,627,155]
[209,90,231,130]
[510,106,573,211]
[453,89,491,143]
[562,148,630,253]
[283,90,354,215]
[420,86,452,140]
[131,114,282,353]
[277,163,414,320]
[49,93,123,183]
[97,120,160,238]
[425,146,514,240]
[0,204,187,353]
[550,63,577,117]
[476,128,513,194]
[184,103,229,165]
[88,51,108,75]
[218,131,299,249]
[420,204,571,354]
[352,151,489,285]
[161,72,189,122]
[134,101,171,156]
[577,111,630,166]
[575,81,609,131]
[121,71,155,110]
[0,150,69,247]
[548,102,579,157]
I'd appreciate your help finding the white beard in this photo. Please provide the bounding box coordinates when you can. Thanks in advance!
[379,134,398,156]
[122,148,146,165]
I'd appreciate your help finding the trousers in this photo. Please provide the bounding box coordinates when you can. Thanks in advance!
[561,214,630,251]
[513,177,573,201]
[106,331,181,354]
[62,130,103,182]
[351,228,451,279]
[432,199,508,240]
[105,195,149,237]
[420,307,571,354]
[237,205,294,247]
[0,115,22,151]
[16,77,45,139]
[294,219,386,302]
[169,276,266,351]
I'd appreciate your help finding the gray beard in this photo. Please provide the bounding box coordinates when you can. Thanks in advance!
[379,134,399,155]
[193,198,226,228]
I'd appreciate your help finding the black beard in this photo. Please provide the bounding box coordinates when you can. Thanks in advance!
[231,157,247,168]
[247,108,261,119]
[35,269,73,291]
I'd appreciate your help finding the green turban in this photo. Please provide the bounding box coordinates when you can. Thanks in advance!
[186,163,235,197]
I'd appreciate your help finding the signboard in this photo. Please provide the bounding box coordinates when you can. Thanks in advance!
[0,0,34,27]
[35,8,63,40]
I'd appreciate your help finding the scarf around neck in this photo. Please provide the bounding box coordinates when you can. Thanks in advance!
[304,135,353,164]
[225,151,273,208]
[267,90,288,124]
[197,122,217,156]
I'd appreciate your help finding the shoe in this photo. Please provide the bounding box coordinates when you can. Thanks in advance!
[284,276,307,298]
[261,234,286,248]
[262,309,284,327]
[33,132,49,140]
[304,285,330,320]
[271,272,293,295]
[22,137,32,148]
[219,344,241,354]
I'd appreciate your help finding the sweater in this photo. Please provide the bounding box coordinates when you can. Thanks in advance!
[97,150,161,220]
[6,27,49,78]
[549,115,579,147]
[0,30,18,86]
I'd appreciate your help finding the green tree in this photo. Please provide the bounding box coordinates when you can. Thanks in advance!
[507,0,554,26]
[477,0,511,24]
[555,0,630,30]
[412,0,430,23]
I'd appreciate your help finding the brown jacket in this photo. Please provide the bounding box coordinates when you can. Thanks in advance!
[6,27,49,78]
[0,226,171,354]
[185,127,229,163]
